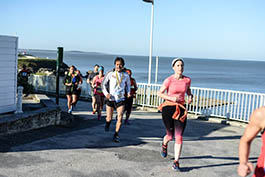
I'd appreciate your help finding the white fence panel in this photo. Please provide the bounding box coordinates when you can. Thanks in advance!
[29,75,92,99]
[135,83,265,123]
[29,77,265,123]
[0,35,18,114]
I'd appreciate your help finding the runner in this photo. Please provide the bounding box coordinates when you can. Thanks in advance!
[17,64,32,94]
[64,65,80,114]
[102,57,131,142]
[87,64,99,114]
[124,69,138,125]
[92,66,105,120]
[238,107,265,177]
[75,70,83,105]
[157,57,193,171]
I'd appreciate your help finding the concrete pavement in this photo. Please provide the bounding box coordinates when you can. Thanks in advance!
[0,97,261,177]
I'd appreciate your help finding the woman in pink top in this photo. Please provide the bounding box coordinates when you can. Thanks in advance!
[238,107,265,177]
[157,58,193,172]
[92,66,105,120]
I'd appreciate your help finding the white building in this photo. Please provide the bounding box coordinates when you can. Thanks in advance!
[0,35,18,114]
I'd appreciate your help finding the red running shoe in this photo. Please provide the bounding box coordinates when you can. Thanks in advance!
[172,161,181,172]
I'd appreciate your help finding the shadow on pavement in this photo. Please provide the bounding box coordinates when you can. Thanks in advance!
[0,112,103,152]
[0,110,244,154]
[180,159,257,172]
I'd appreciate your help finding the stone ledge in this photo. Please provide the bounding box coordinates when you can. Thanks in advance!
[0,94,61,136]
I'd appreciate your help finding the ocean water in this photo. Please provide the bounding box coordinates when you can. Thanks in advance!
[20,49,265,93]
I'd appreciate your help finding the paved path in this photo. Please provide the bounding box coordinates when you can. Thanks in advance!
[0,98,261,177]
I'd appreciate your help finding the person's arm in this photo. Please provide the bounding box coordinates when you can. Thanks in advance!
[64,75,72,87]
[101,72,111,99]
[133,78,138,91]
[91,76,97,89]
[238,107,265,177]
[126,75,131,97]
[186,86,193,104]
[157,85,177,102]
[86,73,91,84]
[79,75,83,84]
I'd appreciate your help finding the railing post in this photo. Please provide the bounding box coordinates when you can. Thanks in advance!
[155,56,159,84]
[227,92,231,117]
[15,86,23,114]
[56,47,63,104]
[259,96,265,107]
[142,84,147,109]
[147,85,151,106]
[45,76,49,93]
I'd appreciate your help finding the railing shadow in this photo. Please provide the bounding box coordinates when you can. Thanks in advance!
[0,109,246,154]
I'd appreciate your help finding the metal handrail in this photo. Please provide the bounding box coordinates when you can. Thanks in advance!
[29,75,265,122]
[135,83,265,122]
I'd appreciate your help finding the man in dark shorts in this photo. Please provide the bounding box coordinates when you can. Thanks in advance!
[124,69,137,125]
[102,57,131,142]
[17,64,31,94]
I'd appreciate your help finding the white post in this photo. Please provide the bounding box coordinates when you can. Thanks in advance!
[147,2,154,85]
[15,86,23,114]
[155,56,158,84]
[46,76,49,93]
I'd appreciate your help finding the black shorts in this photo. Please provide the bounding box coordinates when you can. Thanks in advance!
[66,87,79,95]
[162,105,187,135]
[106,100,125,109]
[125,97,133,111]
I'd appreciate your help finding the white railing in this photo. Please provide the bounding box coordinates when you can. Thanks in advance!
[28,75,92,99]
[135,83,265,122]
[29,75,265,123]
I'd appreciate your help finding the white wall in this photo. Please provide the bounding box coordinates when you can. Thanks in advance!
[0,35,18,114]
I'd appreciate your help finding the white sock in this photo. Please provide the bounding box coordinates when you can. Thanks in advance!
[174,143,182,161]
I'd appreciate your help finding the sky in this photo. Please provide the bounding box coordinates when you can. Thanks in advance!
[1,0,265,60]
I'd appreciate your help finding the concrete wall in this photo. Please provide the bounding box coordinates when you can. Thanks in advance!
[0,94,61,136]
[0,35,18,114]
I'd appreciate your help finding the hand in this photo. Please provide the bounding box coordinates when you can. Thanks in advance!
[188,95,193,104]
[171,95,179,102]
[106,94,111,100]
[237,162,254,177]
[127,93,132,98]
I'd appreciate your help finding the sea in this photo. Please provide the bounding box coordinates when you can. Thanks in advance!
[19,49,265,94]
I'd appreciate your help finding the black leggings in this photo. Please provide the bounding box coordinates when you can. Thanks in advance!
[125,97,133,115]
[162,105,187,144]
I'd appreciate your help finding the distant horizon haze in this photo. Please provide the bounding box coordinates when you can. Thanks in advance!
[18,48,265,62]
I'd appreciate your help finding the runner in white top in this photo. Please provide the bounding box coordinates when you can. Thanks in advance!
[102,57,131,142]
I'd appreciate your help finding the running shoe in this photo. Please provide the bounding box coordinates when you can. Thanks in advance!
[124,119,130,125]
[97,113,101,121]
[113,133,120,143]
[105,123,110,132]
[172,161,181,172]
[92,109,96,114]
[161,143,167,158]
[68,106,73,114]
